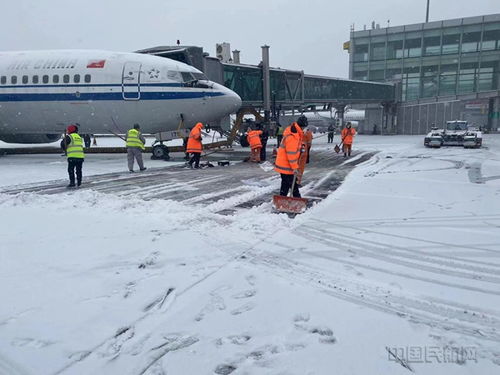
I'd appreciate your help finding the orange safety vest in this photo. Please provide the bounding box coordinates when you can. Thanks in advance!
[186,123,203,153]
[274,123,303,175]
[303,130,313,147]
[247,130,263,149]
[341,127,356,145]
[297,139,308,183]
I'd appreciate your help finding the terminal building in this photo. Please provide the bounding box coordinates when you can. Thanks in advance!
[348,13,500,134]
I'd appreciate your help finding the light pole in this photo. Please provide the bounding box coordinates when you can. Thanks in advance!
[426,0,430,23]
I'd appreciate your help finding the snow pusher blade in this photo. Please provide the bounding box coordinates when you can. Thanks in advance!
[273,195,308,214]
[272,174,308,214]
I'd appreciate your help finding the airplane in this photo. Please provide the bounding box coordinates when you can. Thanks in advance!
[0,49,242,145]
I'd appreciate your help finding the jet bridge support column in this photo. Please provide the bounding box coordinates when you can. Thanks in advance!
[261,45,271,123]
[335,104,346,129]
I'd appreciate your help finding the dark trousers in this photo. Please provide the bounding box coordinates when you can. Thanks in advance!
[280,173,301,198]
[343,143,352,156]
[276,135,283,147]
[327,133,334,143]
[189,152,201,168]
[68,158,84,185]
[260,142,267,161]
[306,146,311,164]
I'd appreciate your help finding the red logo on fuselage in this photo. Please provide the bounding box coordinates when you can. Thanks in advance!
[87,60,106,68]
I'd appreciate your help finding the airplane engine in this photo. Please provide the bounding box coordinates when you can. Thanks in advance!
[0,134,61,144]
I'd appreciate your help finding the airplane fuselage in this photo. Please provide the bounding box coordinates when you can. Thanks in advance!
[0,50,241,143]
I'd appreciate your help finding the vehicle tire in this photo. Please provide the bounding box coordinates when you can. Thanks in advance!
[151,144,170,161]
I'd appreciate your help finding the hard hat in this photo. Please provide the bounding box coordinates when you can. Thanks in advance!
[67,124,77,134]
[297,115,308,128]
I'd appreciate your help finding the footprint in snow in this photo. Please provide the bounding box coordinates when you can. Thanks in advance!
[294,324,337,344]
[231,289,256,299]
[195,294,226,322]
[138,251,160,269]
[293,313,310,322]
[215,334,251,347]
[11,337,54,348]
[309,327,337,344]
[98,326,135,358]
[245,274,256,286]
[230,302,255,316]
[123,281,136,298]
[214,364,237,375]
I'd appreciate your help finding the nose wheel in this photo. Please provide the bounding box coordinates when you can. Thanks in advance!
[151,144,170,160]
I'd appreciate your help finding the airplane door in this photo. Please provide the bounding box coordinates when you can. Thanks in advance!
[122,62,141,100]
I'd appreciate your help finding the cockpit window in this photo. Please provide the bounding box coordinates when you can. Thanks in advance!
[167,70,182,83]
[192,72,208,81]
[180,71,212,88]
[181,72,195,82]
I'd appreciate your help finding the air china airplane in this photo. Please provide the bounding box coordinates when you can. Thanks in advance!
[0,50,242,144]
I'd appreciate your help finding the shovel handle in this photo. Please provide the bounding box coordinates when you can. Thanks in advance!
[290,174,297,197]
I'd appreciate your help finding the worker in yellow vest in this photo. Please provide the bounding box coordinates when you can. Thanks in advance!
[60,124,85,188]
[126,124,147,172]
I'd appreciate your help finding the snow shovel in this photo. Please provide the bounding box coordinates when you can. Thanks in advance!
[273,174,308,214]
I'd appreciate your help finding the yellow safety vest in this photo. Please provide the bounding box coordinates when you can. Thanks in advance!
[66,133,84,159]
[126,129,145,150]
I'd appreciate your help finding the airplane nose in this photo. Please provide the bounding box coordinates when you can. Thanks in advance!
[228,90,242,112]
[212,83,242,115]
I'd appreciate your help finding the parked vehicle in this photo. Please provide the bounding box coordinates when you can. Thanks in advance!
[424,120,482,148]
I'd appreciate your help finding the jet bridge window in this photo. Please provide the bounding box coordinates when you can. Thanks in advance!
[73,74,80,83]
[84,74,91,83]
[42,75,49,84]
[0,76,6,85]
[22,75,29,84]
[63,74,70,83]
[53,75,59,84]
[11,76,17,84]
[32,75,39,84]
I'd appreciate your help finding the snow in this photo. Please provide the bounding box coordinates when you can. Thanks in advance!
[1,134,500,374]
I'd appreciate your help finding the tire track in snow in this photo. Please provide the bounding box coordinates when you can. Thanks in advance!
[303,225,500,281]
[245,248,500,350]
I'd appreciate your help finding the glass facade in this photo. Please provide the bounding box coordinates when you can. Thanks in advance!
[350,17,500,101]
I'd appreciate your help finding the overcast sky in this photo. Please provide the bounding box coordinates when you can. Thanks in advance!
[1,0,498,77]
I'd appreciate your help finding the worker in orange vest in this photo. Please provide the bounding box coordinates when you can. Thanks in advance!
[274,115,307,197]
[341,122,356,157]
[186,122,204,168]
[247,126,263,162]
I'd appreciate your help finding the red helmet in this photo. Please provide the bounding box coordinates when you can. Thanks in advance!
[67,125,77,134]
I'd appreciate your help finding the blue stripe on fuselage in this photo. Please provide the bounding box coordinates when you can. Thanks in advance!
[0,91,225,102]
